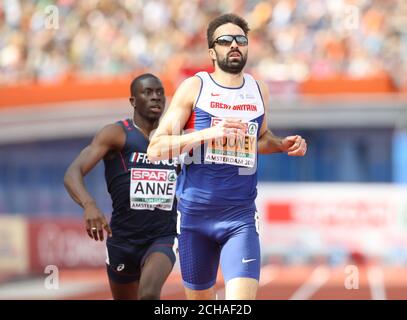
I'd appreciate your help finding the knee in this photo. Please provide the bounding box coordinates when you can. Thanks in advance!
[138,285,160,300]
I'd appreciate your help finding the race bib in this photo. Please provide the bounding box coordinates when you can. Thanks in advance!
[205,117,258,168]
[130,168,177,211]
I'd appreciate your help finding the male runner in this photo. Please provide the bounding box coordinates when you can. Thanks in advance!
[147,14,307,300]
[64,74,178,300]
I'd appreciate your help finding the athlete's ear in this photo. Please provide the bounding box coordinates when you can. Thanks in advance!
[208,48,216,62]
[129,97,136,108]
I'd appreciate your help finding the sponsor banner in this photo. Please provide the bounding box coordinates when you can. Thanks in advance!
[130,168,177,211]
[205,117,258,168]
[255,183,407,259]
[28,218,106,272]
[0,215,29,273]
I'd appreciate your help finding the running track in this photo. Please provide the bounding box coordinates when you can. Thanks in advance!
[1,264,406,300]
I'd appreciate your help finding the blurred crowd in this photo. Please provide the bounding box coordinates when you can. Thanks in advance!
[1,0,407,87]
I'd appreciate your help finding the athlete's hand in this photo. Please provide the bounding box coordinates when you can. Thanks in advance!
[203,119,246,140]
[281,135,307,156]
[83,202,112,241]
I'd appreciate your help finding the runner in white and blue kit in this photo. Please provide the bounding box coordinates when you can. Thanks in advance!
[148,14,307,300]
[176,71,264,291]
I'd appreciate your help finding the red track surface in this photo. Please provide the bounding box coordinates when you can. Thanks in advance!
[57,264,407,300]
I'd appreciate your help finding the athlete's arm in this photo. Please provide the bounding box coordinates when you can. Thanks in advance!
[64,124,125,241]
[257,81,307,156]
[147,77,246,161]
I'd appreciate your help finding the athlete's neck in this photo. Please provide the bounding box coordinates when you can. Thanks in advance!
[210,69,244,88]
[132,113,158,138]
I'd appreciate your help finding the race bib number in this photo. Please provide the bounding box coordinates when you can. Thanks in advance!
[130,168,177,211]
[205,117,258,168]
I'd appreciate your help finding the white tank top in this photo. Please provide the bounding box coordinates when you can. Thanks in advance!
[193,71,264,122]
[178,71,265,205]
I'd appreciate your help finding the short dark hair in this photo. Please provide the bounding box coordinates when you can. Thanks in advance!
[130,73,161,96]
[207,13,250,48]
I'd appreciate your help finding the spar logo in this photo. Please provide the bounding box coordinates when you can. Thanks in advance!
[168,171,177,182]
[130,168,177,205]
[248,123,257,135]
[132,169,167,181]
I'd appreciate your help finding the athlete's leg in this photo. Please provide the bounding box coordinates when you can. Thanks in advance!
[178,222,220,299]
[184,286,216,300]
[137,235,177,300]
[225,277,258,300]
[138,252,173,300]
[105,238,142,300]
[177,200,227,300]
[220,224,261,300]
[108,278,139,300]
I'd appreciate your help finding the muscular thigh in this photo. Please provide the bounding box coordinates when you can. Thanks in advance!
[220,224,260,283]
[177,208,221,291]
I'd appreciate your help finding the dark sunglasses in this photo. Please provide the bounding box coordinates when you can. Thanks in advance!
[211,35,248,48]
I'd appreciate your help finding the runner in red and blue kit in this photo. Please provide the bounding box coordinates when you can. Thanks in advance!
[64,74,178,300]
[148,14,307,300]
[104,118,178,287]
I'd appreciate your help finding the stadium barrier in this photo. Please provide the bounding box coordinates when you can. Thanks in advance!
[0,217,106,275]
[0,74,399,108]
[300,74,397,94]
[256,183,407,264]
[0,215,29,274]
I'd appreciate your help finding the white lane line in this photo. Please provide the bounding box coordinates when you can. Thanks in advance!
[289,265,330,300]
[0,279,105,300]
[367,266,386,300]
[215,287,225,300]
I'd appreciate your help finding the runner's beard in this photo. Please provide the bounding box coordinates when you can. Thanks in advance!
[216,50,247,74]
